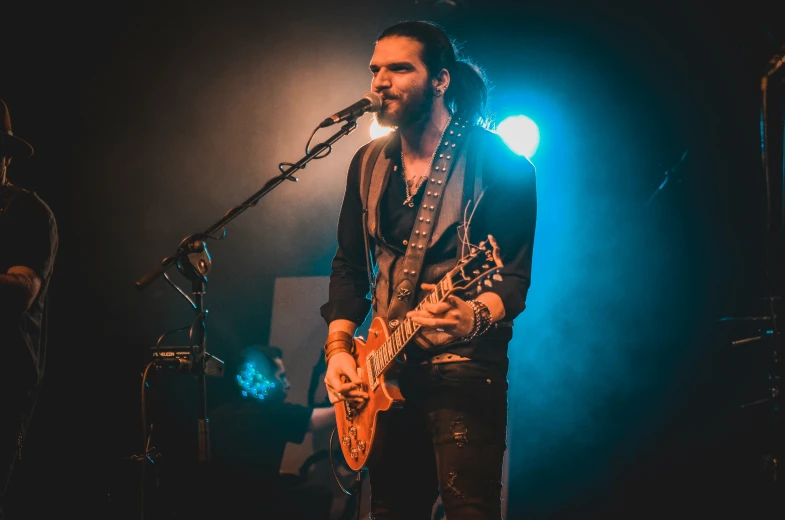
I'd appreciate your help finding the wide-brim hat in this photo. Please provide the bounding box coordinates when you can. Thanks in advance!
[0,98,34,159]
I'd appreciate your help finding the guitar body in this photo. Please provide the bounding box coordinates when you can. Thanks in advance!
[334,316,403,471]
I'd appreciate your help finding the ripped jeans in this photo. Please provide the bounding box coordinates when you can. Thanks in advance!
[367,360,508,520]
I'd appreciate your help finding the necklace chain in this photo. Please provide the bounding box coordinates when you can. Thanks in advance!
[401,115,452,207]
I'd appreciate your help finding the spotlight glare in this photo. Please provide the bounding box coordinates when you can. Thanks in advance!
[369,119,394,139]
[496,115,540,158]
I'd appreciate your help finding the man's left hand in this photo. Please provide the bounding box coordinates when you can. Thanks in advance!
[406,283,474,348]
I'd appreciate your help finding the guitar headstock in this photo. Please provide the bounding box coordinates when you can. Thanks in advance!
[449,235,504,299]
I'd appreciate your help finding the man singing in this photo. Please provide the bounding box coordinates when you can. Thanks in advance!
[321,20,537,519]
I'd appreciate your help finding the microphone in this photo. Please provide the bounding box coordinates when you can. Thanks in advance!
[319,92,382,128]
[765,44,785,77]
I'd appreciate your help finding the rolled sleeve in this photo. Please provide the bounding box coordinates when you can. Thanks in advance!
[320,297,371,326]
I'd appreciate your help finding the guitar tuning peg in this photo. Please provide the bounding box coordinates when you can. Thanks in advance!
[484,279,493,287]
[492,274,502,281]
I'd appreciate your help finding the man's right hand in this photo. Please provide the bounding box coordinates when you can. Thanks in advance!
[324,351,368,405]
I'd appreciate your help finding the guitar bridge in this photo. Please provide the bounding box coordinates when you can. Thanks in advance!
[367,356,379,391]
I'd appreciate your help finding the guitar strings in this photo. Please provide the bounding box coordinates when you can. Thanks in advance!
[459,188,486,257]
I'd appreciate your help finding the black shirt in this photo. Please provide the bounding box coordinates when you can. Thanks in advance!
[0,185,58,394]
[208,398,313,482]
[320,128,537,364]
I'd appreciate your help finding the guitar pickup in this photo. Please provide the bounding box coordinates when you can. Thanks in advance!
[367,357,380,391]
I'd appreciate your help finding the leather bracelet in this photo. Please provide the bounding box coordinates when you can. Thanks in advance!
[325,345,353,364]
[324,331,355,363]
[324,331,354,352]
[324,340,353,356]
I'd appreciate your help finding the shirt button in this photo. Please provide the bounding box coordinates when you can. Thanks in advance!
[403,240,408,246]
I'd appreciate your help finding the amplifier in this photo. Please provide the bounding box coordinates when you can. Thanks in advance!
[148,346,224,377]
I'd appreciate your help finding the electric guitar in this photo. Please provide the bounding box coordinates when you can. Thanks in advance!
[334,235,504,471]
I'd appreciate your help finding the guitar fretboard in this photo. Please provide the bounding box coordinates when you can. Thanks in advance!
[367,276,452,380]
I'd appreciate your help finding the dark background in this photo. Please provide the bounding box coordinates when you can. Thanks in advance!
[4,0,785,518]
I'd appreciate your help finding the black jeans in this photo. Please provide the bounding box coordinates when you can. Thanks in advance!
[367,360,508,520]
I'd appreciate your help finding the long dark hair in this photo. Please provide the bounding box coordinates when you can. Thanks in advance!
[376,20,490,126]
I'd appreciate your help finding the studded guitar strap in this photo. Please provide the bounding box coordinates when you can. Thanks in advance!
[384,116,473,330]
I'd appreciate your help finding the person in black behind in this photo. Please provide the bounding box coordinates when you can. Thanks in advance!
[202,344,336,519]
[0,98,58,519]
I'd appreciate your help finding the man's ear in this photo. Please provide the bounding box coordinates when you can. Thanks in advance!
[433,68,450,93]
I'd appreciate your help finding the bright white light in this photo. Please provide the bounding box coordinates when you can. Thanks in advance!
[496,115,540,158]
[369,119,394,139]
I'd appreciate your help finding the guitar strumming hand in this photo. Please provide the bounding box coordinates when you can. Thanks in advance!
[324,344,368,406]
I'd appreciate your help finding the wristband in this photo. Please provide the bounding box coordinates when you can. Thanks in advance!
[461,299,493,341]
[324,331,355,363]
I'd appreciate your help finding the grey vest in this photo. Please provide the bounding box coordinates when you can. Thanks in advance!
[358,124,487,326]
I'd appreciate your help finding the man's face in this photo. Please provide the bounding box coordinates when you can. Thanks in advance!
[370,36,435,128]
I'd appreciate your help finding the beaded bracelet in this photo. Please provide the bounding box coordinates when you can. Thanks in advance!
[461,299,493,342]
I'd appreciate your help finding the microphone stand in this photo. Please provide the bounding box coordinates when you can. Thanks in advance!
[133,117,360,513]
[759,47,784,506]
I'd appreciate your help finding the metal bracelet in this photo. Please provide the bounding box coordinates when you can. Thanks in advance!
[461,299,492,342]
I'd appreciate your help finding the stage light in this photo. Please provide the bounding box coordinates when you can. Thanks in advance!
[236,361,275,400]
[496,115,540,158]
[369,119,394,139]
[370,114,541,159]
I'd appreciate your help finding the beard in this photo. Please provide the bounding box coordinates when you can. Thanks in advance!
[375,82,435,129]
